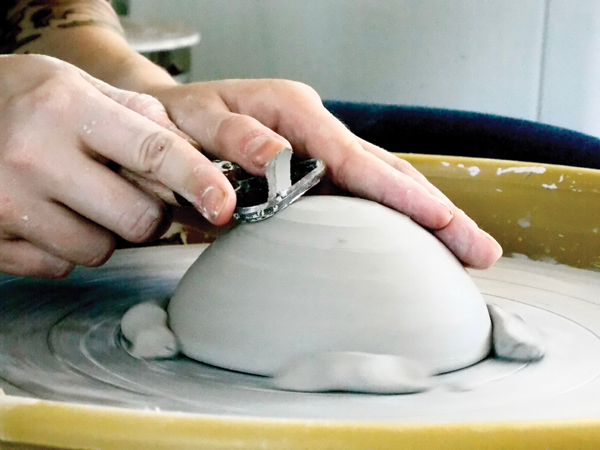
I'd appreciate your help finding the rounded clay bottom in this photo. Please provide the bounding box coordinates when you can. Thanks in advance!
[168,196,492,376]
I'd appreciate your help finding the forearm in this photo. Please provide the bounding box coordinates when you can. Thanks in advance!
[0,1,175,92]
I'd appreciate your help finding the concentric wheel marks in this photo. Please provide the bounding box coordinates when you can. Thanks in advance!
[1,247,599,422]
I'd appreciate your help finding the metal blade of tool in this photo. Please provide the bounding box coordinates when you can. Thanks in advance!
[211,147,326,223]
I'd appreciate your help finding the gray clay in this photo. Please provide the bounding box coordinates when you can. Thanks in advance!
[121,300,179,359]
[127,327,179,359]
[487,303,545,362]
[168,196,492,377]
[121,300,167,338]
[273,352,433,394]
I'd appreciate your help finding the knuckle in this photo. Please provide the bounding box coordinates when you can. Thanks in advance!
[118,200,165,243]
[132,93,163,110]
[331,150,359,191]
[125,92,166,117]
[0,195,19,226]
[284,80,322,103]
[83,234,116,267]
[1,138,39,175]
[11,257,74,279]
[215,114,261,152]
[217,114,256,139]
[24,76,76,116]
[45,260,75,279]
[137,130,177,174]
[394,158,415,173]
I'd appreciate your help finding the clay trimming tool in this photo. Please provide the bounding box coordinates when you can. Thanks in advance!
[218,147,326,223]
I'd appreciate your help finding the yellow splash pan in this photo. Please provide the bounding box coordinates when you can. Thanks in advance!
[399,154,600,270]
[1,154,599,450]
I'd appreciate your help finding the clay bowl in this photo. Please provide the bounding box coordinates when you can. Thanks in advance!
[168,196,492,376]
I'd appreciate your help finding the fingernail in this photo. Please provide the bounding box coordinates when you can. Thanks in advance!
[246,135,289,167]
[200,186,227,220]
[480,228,503,256]
[480,228,500,244]
[433,196,454,217]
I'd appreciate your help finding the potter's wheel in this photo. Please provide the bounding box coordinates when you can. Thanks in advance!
[1,245,600,423]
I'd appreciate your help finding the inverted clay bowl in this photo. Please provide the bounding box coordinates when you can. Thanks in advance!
[168,196,492,376]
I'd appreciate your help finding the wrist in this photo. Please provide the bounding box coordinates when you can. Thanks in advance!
[16,25,178,94]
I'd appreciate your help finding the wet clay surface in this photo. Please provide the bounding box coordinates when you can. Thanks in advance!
[1,246,599,422]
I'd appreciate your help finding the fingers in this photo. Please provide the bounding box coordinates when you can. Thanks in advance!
[279,108,454,230]
[80,71,200,209]
[0,239,74,278]
[434,209,503,269]
[53,156,171,243]
[233,85,499,267]
[0,149,170,278]
[197,111,290,175]
[188,81,453,229]
[357,138,502,268]
[329,146,454,230]
[357,137,453,203]
[79,71,192,142]
[159,86,290,176]
[12,201,116,267]
[117,167,179,206]
[77,91,236,225]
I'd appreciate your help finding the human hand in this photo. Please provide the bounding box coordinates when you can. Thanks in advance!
[0,55,236,278]
[148,80,502,269]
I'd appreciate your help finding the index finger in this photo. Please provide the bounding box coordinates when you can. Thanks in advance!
[214,81,452,229]
[277,106,455,230]
[78,90,236,225]
[296,115,501,268]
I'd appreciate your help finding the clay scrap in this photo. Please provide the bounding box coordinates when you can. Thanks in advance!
[120,299,179,358]
[120,299,545,393]
[488,304,545,361]
[273,352,432,394]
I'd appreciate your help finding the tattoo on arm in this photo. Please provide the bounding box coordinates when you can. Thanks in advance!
[0,0,123,54]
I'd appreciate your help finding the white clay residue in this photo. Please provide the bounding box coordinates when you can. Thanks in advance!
[467,166,480,177]
[488,304,545,362]
[121,300,179,359]
[270,304,543,394]
[539,257,559,265]
[496,166,546,176]
[273,352,433,394]
[441,161,450,167]
[510,253,531,261]
[517,213,531,229]
[542,183,558,190]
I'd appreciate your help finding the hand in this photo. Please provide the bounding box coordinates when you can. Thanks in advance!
[148,80,502,269]
[0,55,236,278]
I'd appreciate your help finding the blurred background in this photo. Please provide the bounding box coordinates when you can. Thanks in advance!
[120,0,600,138]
